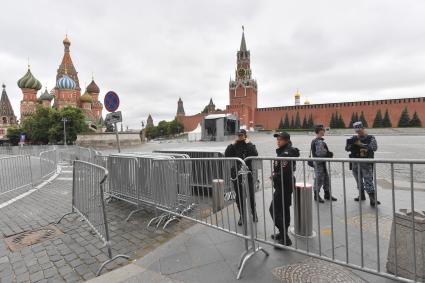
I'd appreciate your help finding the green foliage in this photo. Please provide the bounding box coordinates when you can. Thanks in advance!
[294,112,301,129]
[398,107,410,127]
[409,111,422,127]
[145,119,184,139]
[5,127,21,145]
[307,114,314,129]
[350,112,359,128]
[21,106,90,144]
[278,117,284,130]
[329,112,346,128]
[372,109,383,128]
[359,111,368,128]
[382,109,392,128]
[329,113,336,128]
[283,113,290,128]
[290,116,295,129]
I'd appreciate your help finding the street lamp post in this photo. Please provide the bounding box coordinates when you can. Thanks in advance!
[61,118,69,146]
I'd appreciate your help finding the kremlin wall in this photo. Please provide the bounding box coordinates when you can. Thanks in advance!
[176,30,425,132]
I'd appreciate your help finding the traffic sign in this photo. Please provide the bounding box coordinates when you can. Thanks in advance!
[104,91,120,112]
[105,111,122,124]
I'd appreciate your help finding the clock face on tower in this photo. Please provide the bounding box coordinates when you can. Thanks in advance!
[238,68,246,78]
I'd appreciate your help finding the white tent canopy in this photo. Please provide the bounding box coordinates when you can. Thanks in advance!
[187,123,202,142]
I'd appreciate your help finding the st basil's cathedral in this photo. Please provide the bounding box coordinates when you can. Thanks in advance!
[17,35,103,127]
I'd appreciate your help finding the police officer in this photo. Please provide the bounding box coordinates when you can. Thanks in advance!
[345,121,380,206]
[224,129,258,226]
[311,125,337,203]
[270,132,300,246]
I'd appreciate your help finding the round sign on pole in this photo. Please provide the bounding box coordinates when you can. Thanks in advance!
[104,91,120,112]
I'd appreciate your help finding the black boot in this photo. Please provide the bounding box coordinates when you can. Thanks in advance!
[273,232,292,247]
[354,190,366,201]
[324,191,337,201]
[237,216,243,226]
[368,192,381,206]
[314,192,325,203]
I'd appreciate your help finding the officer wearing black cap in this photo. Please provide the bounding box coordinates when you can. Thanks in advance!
[224,129,258,226]
[310,124,337,203]
[270,131,300,246]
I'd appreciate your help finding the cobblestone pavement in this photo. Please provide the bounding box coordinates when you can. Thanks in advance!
[0,165,192,283]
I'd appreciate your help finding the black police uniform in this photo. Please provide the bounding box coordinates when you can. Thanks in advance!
[224,140,258,222]
[270,142,300,239]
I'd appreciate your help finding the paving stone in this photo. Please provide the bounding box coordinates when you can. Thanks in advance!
[15,271,30,282]
[29,270,44,282]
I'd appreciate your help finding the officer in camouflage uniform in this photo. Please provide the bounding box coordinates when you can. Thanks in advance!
[311,125,337,203]
[345,121,380,206]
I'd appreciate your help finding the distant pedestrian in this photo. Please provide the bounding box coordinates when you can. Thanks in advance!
[224,129,258,226]
[270,132,300,247]
[310,125,337,203]
[345,121,380,206]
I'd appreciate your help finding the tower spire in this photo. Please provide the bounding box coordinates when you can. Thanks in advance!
[240,25,247,52]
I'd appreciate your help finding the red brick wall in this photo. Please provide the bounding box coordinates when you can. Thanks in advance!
[255,97,425,130]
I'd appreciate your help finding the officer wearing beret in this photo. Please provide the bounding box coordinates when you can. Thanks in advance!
[270,132,300,246]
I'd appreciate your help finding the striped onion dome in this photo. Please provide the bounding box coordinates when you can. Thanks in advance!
[39,88,54,101]
[80,90,93,103]
[17,68,42,90]
[56,74,76,90]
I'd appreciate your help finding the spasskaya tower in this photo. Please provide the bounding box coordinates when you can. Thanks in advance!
[227,26,258,128]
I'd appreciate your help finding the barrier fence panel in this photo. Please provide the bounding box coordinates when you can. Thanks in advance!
[0,155,33,196]
[39,149,58,179]
[244,156,425,283]
[151,157,268,278]
[58,160,129,276]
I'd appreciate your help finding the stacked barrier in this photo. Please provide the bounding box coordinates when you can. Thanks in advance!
[58,160,129,276]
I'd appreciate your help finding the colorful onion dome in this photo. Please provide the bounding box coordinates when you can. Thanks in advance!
[56,74,76,90]
[86,79,100,94]
[80,91,93,103]
[17,68,42,90]
[39,87,54,101]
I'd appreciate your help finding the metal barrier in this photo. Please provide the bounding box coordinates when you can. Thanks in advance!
[57,160,129,276]
[0,155,33,195]
[244,156,425,283]
[39,149,58,179]
[150,157,268,278]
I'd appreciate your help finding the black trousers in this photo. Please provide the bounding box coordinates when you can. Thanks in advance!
[232,174,256,217]
[269,180,293,234]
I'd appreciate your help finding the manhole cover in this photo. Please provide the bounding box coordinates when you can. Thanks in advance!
[4,224,63,251]
[272,258,366,283]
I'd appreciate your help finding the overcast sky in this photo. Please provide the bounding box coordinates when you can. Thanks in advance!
[1,0,425,128]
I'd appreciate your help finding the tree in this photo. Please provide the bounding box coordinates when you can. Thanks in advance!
[409,111,422,127]
[337,113,346,128]
[373,109,383,128]
[382,109,392,128]
[21,106,91,144]
[278,117,284,129]
[144,119,184,139]
[290,116,295,129]
[398,107,410,127]
[350,112,359,128]
[283,113,290,128]
[359,111,368,128]
[329,112,336,128]
[302,115,308,129]
[307,114,314,129]
[5,127,21,145]
[294,112,301,129]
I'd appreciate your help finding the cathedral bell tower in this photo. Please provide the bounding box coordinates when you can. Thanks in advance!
[227,26,258,128]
